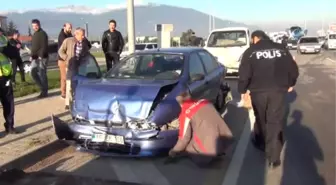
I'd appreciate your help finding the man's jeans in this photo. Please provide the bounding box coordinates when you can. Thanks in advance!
[30,58,48,94]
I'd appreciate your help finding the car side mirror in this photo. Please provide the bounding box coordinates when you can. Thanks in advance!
[190,74,205,82]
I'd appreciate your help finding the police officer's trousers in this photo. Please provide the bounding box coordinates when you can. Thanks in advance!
[250,91,287,163]
[0,77,15,130]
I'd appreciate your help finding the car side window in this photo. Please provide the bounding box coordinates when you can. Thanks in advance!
[189,53,206,78]
[197,51,219,73]
[147,44,153,49]
[78,55,102,78]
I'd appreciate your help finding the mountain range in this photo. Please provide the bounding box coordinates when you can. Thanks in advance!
[3,4,259,39]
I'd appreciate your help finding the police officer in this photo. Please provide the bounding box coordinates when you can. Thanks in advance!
[238,30,299,169]
[0,28,16,135]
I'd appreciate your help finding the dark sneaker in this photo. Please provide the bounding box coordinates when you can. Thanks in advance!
[6,128,18,135]
[37,92,48,99]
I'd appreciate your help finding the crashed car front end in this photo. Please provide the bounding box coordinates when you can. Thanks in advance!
[53,81,182,156]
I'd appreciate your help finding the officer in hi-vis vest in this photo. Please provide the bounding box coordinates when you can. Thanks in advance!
[0,29,16,135]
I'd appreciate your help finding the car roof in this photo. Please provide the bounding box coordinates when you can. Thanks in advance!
[211,27,249,32]
[136,47,205,55]
[300,36,318,39]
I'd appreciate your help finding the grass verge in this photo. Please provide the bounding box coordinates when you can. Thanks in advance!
[91,51,105,58]
[13,66,107,98]
[13,70,60,98]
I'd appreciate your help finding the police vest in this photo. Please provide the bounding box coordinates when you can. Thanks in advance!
[0,53,12,77]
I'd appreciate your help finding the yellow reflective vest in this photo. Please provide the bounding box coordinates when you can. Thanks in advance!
[0,53,12,77]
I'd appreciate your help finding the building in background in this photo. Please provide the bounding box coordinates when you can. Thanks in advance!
[0,15,7,31]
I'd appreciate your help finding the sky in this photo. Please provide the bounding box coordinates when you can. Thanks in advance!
[1,0,335,24]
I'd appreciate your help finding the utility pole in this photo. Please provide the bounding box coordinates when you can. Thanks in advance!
[85,22,89,38]
[127,0,136,53]
[209,14,212,33]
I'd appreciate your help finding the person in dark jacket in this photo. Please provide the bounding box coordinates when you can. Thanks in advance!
[30,19,49,98]
[101,19,124,71]
[8,31,26,84]
[167,86,233,167]
[238,30,299,169]
[57,23,72,99]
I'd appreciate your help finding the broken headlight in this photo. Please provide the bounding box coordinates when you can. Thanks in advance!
[127,119,157,130]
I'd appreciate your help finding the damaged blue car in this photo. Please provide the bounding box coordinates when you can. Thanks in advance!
[52,47,232,156]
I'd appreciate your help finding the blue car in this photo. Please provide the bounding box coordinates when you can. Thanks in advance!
[52,47,232,157]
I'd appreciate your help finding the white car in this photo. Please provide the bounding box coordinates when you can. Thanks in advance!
[120,43,158,59]
[204,27,250,75]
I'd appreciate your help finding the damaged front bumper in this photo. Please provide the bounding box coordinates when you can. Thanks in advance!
[51,116,178,157]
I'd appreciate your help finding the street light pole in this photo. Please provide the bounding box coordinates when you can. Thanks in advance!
[127,0,136,53]
[85,22,89,38]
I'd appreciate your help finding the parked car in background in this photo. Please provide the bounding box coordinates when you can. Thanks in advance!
[120,43,158,59]
[324,33,336,50]
[297,36,321,54]
[20,42,59,73]
[52,47,232,157]
[287,38,298,50]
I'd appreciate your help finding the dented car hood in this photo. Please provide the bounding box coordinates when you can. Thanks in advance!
[73,78,176,122]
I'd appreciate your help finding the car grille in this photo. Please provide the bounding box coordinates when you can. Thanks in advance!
[78,140,141,154]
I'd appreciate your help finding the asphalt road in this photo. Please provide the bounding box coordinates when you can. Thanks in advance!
[232,50,336,185]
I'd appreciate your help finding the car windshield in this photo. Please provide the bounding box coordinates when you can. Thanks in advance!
[329,34,336,39]
[106,53,184,80]
[300,38,319,43]
[207,30,247,47]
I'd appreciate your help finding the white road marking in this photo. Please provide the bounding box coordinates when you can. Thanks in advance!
[221,108,255,185]
[326,57,336,63]
[110,161,140,183]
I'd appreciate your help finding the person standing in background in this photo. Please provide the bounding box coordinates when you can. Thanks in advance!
[101,19,124,71]
[57,23,72,99]
[30,19,49,98]
[8,30,26,84]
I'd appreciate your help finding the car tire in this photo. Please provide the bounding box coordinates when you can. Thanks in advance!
[215,90,224,111]
[216,83,232,111]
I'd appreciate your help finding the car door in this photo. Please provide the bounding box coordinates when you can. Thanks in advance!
[197,50,222,102]
[187,52,208,99]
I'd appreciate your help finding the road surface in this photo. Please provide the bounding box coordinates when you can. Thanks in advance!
[1,50,335,185]
[226,50,336,185]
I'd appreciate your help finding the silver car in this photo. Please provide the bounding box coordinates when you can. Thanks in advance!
[297,37,321,54]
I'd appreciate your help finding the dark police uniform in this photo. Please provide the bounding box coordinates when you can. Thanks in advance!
[0,36,15,134]
[238,38,299,164]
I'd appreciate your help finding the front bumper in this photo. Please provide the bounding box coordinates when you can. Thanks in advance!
[51,115,177,157]
[226,68,239,74]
